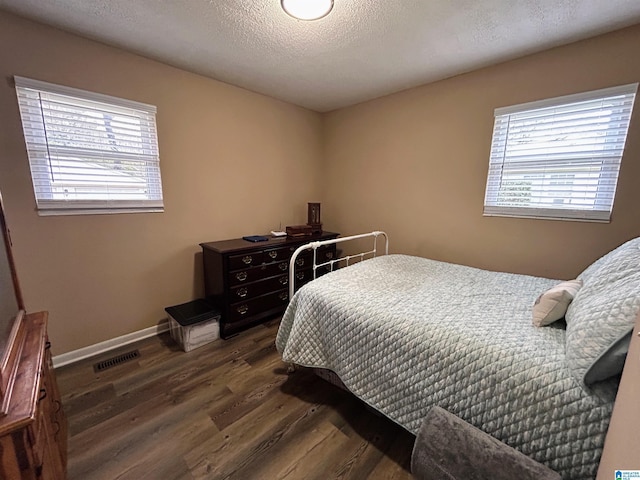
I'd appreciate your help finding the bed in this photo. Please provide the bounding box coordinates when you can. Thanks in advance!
[276,232,640,480]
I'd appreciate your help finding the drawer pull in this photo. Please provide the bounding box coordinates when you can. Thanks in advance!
[39,388,47,401]
[45,341,52,350]
[268,251,278,259]
[236,272,248,282]
[279,292,288,301]
[54,399,62,413]
[278,263,288,271]
[237,287,248,298]
[296,272,304,280]
[242,255,253,265]
[296,258,304,266]
[326,252,334,259]
[279,276,288,285]
[237,305,249,315]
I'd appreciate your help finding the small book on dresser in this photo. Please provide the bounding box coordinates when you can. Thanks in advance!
[242,235,269,242]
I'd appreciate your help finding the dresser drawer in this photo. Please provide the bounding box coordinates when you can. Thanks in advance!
[292,269,312,289]
[229,289,289,323]
[313,245,337,264]
[319,245,337,262]
[294,264,334,288]
[265,244,336,265]
[26,388,51,475]
[263,246,294,263]
[230,274,289,301]
[229,251,264,271]
[297,245,336,264]
[229,261,289,287]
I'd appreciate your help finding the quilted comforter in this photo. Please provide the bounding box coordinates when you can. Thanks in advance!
[276,254,618,479]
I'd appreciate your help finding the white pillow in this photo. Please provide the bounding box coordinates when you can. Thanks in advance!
[532,279,583,327]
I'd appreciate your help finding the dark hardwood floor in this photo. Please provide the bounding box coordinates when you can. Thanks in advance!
[56,319,415,479]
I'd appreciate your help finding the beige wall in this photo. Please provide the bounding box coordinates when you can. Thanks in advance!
[323,25,640,280]
[0,11,323,355]
[1,10,639,356]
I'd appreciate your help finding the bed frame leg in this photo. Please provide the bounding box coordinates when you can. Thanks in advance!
[286,362,296,374]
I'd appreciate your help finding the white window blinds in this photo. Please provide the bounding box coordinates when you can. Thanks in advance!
[484,83,637,222]
[15,76,164,216]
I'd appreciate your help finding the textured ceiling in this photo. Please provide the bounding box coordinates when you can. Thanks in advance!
[1,1,640,112]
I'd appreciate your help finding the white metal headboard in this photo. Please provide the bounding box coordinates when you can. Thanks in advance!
[288,231,389,299]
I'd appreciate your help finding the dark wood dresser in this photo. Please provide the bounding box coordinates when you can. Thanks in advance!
[201,231,339,338]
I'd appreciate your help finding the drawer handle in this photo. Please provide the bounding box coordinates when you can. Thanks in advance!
[296,272,304,280]
[268,251,278,259]
[39,388,47,401]
[279,276,288,285]
[279,292,288,301]
[236,272,248,282]
[326,252,334,259]
[237,305,249,315]
[45,341,52,350]
[54,399,62,413]
[278,263,288,271]
[237,287,248,298]
[242,255,253,265]
[296,258,304,266]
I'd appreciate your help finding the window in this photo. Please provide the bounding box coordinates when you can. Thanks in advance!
[484,83,637,222]
[15,76,163,216]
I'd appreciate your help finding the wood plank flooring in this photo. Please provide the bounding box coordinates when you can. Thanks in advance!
[56,320,415,479]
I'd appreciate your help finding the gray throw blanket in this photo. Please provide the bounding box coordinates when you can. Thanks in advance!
[412,406,561,480]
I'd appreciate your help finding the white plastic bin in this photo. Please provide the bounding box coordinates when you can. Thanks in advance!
[165,299,220,352]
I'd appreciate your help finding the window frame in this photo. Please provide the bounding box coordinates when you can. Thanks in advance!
[483,83,637,223]
[14,76,164,216]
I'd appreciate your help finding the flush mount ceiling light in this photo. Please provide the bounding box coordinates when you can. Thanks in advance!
[281,0,334,20]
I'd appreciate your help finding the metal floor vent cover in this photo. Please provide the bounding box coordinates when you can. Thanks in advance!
[93,349,140,372]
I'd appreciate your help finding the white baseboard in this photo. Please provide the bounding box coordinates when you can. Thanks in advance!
[52,320,169,368]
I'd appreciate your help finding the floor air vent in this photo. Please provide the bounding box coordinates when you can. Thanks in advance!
[93,349,140,372]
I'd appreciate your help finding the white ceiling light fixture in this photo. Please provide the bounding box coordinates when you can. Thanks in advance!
[281,0,334,20]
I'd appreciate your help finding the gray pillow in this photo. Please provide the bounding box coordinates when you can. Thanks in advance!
[578,236,640,284]
[565,237,640,385]
[584,330,632,385]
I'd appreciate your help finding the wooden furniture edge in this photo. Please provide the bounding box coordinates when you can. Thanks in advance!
[0,310,26,415]
[596,310,640,477]
[0,311,47,436]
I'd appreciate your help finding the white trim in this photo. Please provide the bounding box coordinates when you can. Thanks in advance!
[494,83,638,116]
[483,205,611,222]
[483,212,608,223]
[14,75,157,113]
[52,320,169,368]
[38,207,164,216]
